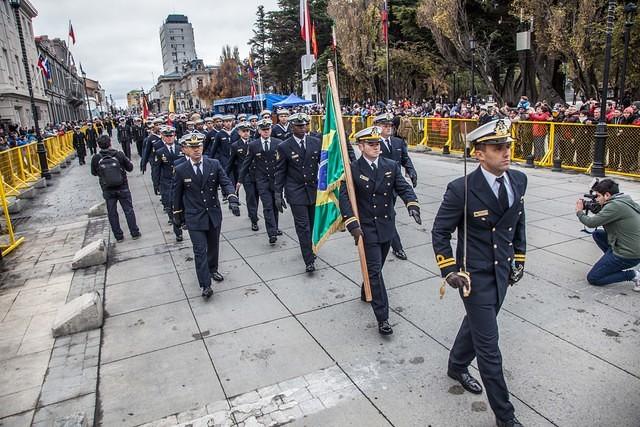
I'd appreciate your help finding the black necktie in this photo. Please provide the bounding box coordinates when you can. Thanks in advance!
[263,140,269,152]
[371,162,378,179]
[385,139,391,153]
[195,162,203,182]
[496,176,509,212]
[300,138,306,155]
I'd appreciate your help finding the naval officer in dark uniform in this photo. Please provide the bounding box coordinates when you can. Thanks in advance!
[271,108,291,140]
[173,132,240,298]
[227,121,260,231]
[239,118,283,244]
[339,126,421,335]
[374,112,418,261]
[274,113,321,273]
[152,126,186,242]
[432,118,526,427]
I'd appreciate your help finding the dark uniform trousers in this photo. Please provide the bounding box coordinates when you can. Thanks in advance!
[227,139,259,224]
[380,136,417,253]
[131,125,146,158]
[141,134,162,189]
[174,157,235,288]
[240,138,283,237]
[339,156,419,322]
[275,136,321,265]
[153,145,185,238]
[431,166,527,422]
[117,125,132,159]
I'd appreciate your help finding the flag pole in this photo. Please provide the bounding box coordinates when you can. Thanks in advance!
[384,0,390,102]
[327,60,372,302]
[66,20,71,69]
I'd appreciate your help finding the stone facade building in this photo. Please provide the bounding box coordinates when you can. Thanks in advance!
[159,14,197,75]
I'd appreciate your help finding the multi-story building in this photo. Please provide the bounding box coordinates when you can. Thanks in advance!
[35,35,86,125]
[0,0,50,130]
[149,59,216,114]
[84,77,104,118]
[126,89,142,111]
[159,14,197,75]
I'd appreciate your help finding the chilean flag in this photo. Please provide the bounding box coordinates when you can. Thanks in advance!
[68,21,76,45]
[299,0,310,41]
[37,55,51,82]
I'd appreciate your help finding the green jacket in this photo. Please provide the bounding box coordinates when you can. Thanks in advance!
[577,193,640,259]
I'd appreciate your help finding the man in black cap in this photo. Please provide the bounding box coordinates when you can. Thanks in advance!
[227,121,260,231]
[339,126,421,336]
[153,126,186,242]
[432,118,527,427]
[239,118,283,244]
[374,112,418,261]
[274,112,321,272]
[173,132,240,299]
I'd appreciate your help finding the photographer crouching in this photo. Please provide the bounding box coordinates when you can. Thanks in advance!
[575,179,640,290]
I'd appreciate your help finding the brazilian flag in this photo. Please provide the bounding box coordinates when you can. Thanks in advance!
[312,86,345,254]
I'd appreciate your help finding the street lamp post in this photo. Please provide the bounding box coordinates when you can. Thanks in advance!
[81,69,93,122]
[619,2,637,107]
[9,0,50,179]
[470,35,477,105]
[592,0,616,178]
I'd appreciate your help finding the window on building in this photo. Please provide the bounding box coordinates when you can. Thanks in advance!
[14,55,23,81]
[170,36,174,40]
[1,48,9,83]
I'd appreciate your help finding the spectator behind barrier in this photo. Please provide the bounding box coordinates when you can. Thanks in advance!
[575,179,640,290]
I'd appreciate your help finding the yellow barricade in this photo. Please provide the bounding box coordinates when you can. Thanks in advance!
[0,175,25,256]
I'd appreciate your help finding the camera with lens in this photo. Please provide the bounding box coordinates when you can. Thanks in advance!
[582,190,602,214]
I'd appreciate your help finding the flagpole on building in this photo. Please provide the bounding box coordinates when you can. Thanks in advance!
[383,0,390,102]
[327,60,372,301]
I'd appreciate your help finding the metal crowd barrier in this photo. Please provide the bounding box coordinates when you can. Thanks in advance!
[309,115,640,178]
[0,131,75,256]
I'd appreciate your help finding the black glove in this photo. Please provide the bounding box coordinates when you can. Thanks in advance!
[275,193,287,213]
[173,211,185,228]
[446,272,470,290]
[408,205,422,225]
[153,186,160,196]
[349,227,364,246]
[509,261,525,286]
[409,173,418,188]
[228,196,241,217]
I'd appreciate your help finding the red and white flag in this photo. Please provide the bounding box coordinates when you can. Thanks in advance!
[299,0,310,41]
[68,21,76,45]
[380,1,389,43]
[331,25,337,50]
[311,22,318,59]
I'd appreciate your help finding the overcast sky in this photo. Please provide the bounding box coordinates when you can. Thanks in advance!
[31,0,279,107]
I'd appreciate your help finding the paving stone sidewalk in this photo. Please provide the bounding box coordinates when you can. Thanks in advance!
[2,142,640,426]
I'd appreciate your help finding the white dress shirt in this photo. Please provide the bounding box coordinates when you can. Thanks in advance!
[189,158,202,175]
[480,166,514,207]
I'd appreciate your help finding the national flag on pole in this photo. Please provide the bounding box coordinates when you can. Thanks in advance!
[140,92,149,121]
[68,21,76,45]
[299,0,310,41]
[311,22,319,59]
[331,25,337,50]
[37,55,51,82]
[312,85,345,253]
[380,0,389,42]
[247,57,257,99]
[168,92,175,113]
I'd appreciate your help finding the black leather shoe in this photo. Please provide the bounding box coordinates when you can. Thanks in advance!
[201,286,213,299]
[360,283,368,302]
[131,233,141,240]
[269,236,277,245]
[378,320,393,335]
[447,369,483,394]
[496,416,523,427]
[276,229,283,236]
[393,249,408,260]
[251,222,259,231]
[115,236,124,243]
[305,263,315,273]
[176,234,183,242]
[211,271,224,282]
[168,219,173,225]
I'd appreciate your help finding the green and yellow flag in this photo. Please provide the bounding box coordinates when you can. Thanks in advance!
[312,86,345,254]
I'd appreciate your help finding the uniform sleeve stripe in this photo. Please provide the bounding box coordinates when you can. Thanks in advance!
[344,217,359,226]
[437,257,455,266]
[439,260,457,269]
[406,201,420,208]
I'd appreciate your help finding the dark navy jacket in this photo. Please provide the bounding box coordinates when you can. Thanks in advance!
[239,137,283,191]
[339,156,419,244]
[173,157,235,231]
[379,136,416,178]
[431,166,527,305]
[209,129,233,168]
[141,133,162,169]
[274,135,321,206]
[226,138,252,184]
[271,123,291,140]
[152,144,185,187]
[204,128,218,154]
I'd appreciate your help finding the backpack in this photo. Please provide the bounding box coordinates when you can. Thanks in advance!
[98,153,124,188]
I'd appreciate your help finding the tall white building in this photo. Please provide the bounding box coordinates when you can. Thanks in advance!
[159,14,197,75]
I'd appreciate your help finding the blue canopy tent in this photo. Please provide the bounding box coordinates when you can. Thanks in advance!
[212,93,286,114]
[272,93,315,108]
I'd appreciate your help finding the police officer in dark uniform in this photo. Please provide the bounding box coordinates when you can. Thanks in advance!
[116,117,132,159]
[173,132,241,298]
[72,125,87,165]
[271,109,291,140]
[374,112,418,261]
[152,126,186,242]
[274,113,321,272]
[209,114,234,171]
[432,118,526,427]
[140,118,164,192]
[131,117,146,158]
[239,118,283,244]
[86,121,98,155]
[339,126,421,335]
[227,122,260,231]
